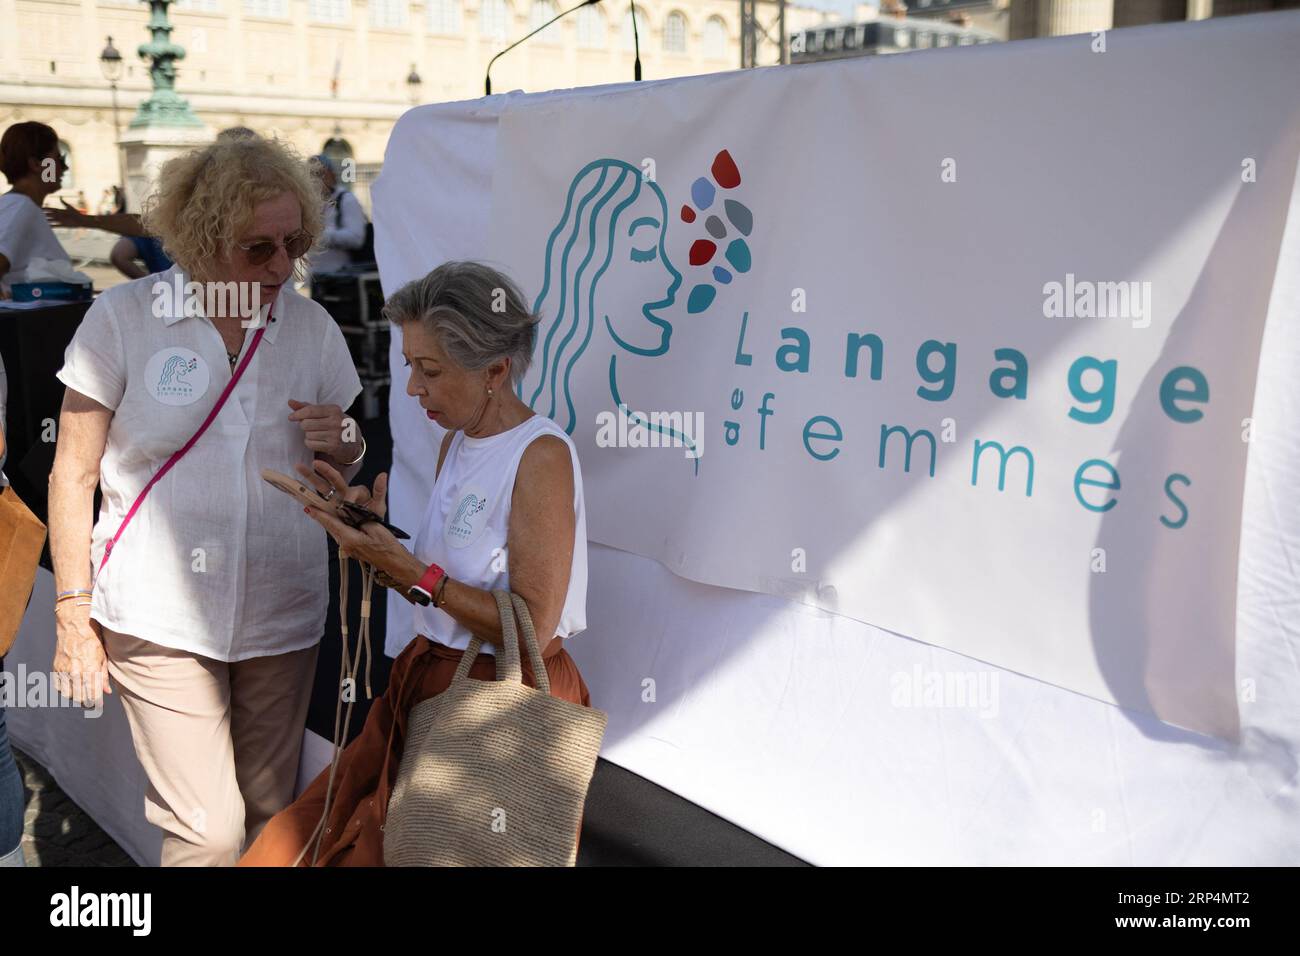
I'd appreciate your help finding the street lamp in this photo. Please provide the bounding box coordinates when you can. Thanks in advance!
[99,36,126,212]
[406,64,422,105]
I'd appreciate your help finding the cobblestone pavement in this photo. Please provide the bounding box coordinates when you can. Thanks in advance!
[12,747,135,867]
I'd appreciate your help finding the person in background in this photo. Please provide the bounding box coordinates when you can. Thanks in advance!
[45,202,168,282]
[306,154,368,279]
[0,353,27,868]
[109,234,172,280]
[0,121,71,296]
[44,202,145,239]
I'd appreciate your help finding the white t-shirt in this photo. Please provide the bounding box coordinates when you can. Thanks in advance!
[0,192,70,285]
[56,265,363,661]
[410,414,588,655]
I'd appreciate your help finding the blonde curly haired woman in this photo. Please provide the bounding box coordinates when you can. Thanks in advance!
[47,135,363,866]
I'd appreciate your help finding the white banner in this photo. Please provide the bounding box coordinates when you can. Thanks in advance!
[488,15,1300,738]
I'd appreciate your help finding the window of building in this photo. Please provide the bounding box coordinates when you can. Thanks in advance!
[621,5,648,51]
[480,0,511,42]
[703,16,726,60]
[664,10,686,54]
[243,0,288,17]
[370,0,408,29]
[577,4,606,48]
[173,0,222,12]
[427,0,463,35]
[530,0,560,43]
[307,0,349,23]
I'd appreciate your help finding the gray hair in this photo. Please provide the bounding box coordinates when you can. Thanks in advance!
[383,261,539,386]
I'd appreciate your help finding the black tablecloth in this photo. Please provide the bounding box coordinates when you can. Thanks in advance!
[0,300,91,559]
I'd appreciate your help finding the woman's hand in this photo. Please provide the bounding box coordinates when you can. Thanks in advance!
[296,461,418,581]
[44,200,90,230]
[287,399,358,463]
[51,603,112,704]
[294,459,387,518]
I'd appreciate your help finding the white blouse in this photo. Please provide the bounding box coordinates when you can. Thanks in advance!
[56,265,362,661]
[411,414,588,655]
[0,192,70,289]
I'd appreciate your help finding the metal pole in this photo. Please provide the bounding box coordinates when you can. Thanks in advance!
[740,0,749,68]
[778,0,786,65]
[110,81,126,206]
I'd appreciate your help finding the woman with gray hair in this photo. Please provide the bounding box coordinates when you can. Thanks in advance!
[241,260,592,866]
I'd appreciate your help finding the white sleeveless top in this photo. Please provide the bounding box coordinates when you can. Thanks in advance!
[411,413,588,653]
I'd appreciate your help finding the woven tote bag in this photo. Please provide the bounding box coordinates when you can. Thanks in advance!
[384,590,607,866]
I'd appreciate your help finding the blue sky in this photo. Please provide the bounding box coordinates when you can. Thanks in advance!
[794,0,866,22]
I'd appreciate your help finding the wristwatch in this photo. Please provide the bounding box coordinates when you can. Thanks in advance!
[406,562,445,606]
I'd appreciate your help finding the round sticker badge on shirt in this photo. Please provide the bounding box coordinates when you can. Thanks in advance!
[144,347,210,406]
[443,487,490,550]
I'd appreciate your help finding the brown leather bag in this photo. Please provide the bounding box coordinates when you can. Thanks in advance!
[0,485,47,658]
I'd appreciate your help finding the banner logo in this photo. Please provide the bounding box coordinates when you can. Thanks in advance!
[144,348,209,406]
[522,149,752,476]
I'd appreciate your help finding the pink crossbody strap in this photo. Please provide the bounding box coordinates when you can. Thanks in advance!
[97,325,267,577]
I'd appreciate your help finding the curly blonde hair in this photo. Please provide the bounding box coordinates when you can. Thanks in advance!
[142,135,323,280]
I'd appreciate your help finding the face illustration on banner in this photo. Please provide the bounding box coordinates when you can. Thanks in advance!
[520,151,751,474]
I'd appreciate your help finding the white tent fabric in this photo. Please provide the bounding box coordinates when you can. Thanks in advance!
[373,36,1300,863]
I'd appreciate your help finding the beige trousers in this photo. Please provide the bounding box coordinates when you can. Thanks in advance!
[103,629,319,867]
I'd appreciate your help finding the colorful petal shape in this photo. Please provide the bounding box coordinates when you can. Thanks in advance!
[687,284,717,314]
[724,238,751,273]
[712,149,741,189]
[724,199,753,236]
[689,239,717,266]
[691,177,716,210]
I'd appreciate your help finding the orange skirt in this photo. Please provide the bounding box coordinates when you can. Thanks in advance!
[238,634,591,867]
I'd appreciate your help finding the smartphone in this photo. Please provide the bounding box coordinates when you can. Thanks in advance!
[261,468,410,539]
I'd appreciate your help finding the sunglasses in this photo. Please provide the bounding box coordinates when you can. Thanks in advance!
[237,230,314,265]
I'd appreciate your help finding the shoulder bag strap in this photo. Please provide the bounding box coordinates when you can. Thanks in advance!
[96,323,267,577]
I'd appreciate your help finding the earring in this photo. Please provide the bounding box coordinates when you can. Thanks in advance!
[487,387,493,396]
